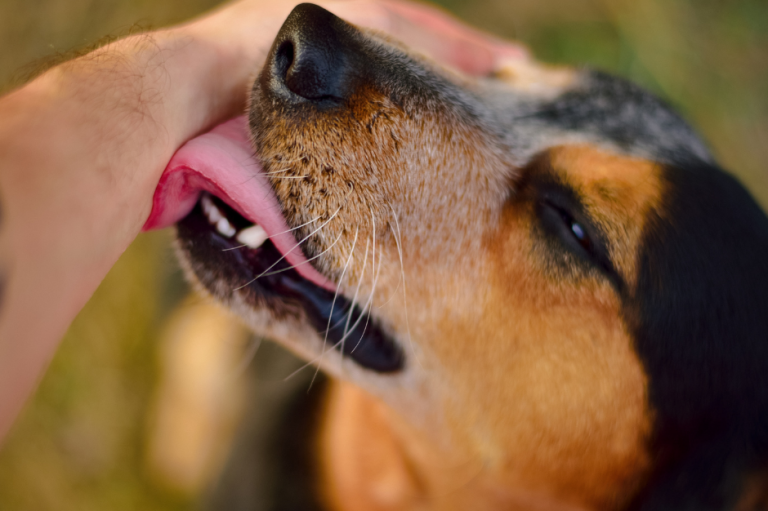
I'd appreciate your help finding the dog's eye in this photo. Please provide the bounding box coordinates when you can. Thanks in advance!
[534,193,619,284]
[537,200,596,260]
[560,210,591,252]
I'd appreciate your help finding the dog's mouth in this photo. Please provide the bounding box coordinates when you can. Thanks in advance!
[144,119,403,373]
[180,191,405,374]
[143,3,410,374]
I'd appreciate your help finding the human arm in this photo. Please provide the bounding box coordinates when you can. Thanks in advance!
[0,0,526,441]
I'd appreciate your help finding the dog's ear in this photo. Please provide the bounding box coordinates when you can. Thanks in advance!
[626,160,768,511]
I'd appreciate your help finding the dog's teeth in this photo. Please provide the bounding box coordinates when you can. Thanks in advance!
[216,218,236,238]
[201,194,224,225]
[236,225,269,249]
[201,194,236,237]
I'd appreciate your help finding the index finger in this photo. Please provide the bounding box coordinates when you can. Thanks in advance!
[380,0,529,75]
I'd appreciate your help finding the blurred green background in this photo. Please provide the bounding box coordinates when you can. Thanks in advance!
[0,0,766,509]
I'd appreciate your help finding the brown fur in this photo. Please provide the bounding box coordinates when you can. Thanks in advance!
[306,147,662,511]
[257,81,663,506]
[180,7,751,509]
[248,27,666,510]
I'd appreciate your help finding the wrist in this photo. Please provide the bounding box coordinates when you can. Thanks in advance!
[0,26,244,439]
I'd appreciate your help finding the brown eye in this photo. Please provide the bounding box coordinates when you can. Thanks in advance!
[564,213,591,251]
[534,186,619,285]
[539,200,595,259]
[571,221,587,242]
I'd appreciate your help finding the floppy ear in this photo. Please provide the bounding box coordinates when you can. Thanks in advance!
[626,161,768,511]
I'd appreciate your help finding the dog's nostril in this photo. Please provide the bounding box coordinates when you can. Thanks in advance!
[274,40,295,81]
[283,40,346,101]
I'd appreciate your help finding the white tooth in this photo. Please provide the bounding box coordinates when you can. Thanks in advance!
[236,224,268,249]
[216,218,236,238]
[201,195,225,225]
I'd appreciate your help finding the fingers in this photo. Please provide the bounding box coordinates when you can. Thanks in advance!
[320,0,529,76]
[384,12,496,75]
[378,0,529,75]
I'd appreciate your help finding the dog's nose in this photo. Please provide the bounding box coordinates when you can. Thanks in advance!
[269,3,357,102]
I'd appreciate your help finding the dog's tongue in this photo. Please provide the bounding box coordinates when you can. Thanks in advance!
[143,116,335,291]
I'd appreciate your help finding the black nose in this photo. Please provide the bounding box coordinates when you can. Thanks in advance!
[268,3,358,102]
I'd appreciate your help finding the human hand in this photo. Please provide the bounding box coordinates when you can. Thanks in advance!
[178,0,529,132]
[0,0,526,442]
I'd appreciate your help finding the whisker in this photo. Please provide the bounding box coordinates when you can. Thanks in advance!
[221,215,321,252]
[233,205,343,291]
[309,227,359,390]
[222,245,247,252]
[375,219,403,307]
[332,258,382,357]
[264,167,292,176]
[237,173,260,186]
[351,207,383,353]
[259,229,343,278]
[340,238,370,361]
[292,275,381,383]
[351,243,384,354]
[389,203,421,367]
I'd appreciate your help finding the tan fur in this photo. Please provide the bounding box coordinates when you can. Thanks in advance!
[548,146,663,289]
[256,142,666,511]
[493,59,577,99]
[244,24,673,510]
[735,471,768,511]
[167,7,768,506]
[320,382,424,511]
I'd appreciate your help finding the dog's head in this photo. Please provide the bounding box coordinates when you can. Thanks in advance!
[176,4,768,510]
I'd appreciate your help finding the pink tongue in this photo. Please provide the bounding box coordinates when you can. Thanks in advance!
[143,116,335,291]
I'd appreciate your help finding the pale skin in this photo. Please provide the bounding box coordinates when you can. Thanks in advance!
[0,0,525,443]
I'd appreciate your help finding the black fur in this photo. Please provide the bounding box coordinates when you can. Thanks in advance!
[627,161,768,510]
[533,71,712,165]
[198,6,768,508]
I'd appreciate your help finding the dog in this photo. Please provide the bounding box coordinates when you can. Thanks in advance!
[172,4,768,510]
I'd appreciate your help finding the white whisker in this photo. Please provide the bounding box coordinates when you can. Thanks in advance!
[389,203,421,367]
[259,229,343,278]
[221,216,321,252]
[264,167,292,176]
[291,269,381,383]
[233,206,343,291]
[234,206,341,291]
[351,207,383,353]
[376,221,403,306]
[309,227,360,390]
[340,238,370,359]
[351,247,383,354]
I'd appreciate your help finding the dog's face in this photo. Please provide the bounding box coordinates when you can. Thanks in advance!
[176,4,768,510]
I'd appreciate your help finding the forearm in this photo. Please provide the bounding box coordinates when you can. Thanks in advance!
[0,0,525,442]
[0,28,246,438]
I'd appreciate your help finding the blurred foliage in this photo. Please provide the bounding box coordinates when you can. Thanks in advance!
[0,231,191,510]
[0,0,766,509]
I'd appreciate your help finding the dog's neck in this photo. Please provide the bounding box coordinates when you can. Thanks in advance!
[318,381,591,511]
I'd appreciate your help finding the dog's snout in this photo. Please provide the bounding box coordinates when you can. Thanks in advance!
[270,3,356,102]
